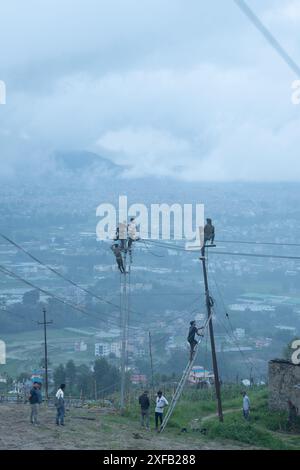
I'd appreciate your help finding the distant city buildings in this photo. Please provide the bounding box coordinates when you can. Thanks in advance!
[95,341,122,358]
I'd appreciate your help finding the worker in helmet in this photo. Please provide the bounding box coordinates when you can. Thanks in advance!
[187,320,204,361]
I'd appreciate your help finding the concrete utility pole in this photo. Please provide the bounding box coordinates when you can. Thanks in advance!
[120,253,128,412]
[38,308,53,401]
[148,331,155,397]
[200,245,223,422]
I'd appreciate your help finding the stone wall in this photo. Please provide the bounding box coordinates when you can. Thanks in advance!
[268,359,300,412]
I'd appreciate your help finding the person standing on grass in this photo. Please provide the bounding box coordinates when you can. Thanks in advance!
[29,381,42,425]
[242,391,250,420]
[138,390,150,430]
[155,390,168,432]
[55,384,66,426]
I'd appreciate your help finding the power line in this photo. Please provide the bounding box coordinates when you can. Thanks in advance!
[143,236,300,250]
[0,233,192,324]
[233,0,300,78]
[216,239,300,248]
[0,233,125,311]
[207,262,255,374]
[0,264,135,330]
[145,239,300,261]
[211,251,300,261]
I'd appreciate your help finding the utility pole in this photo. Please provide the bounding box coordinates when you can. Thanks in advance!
[200,245,223,422]
[38,307,53,401]
[120,252,127,412]
[148,331,155,398]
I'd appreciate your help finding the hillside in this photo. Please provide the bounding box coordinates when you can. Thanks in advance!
[0,403,255,450]
[1,387,299,450]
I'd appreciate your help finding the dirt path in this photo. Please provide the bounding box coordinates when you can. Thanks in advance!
[0,403,256,450]
[201,408,240,422]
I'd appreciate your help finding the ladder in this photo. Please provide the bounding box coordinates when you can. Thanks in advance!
[159,312,213,433]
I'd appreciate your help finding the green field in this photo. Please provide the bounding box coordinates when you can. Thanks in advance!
[1,328,98,376]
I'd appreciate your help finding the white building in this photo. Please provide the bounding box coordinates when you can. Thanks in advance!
[95,341,122,358]
[234,328,245,339]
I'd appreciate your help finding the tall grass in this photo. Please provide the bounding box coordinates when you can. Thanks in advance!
[119,385,300,450]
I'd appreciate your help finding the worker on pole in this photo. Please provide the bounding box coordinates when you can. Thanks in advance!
[187,320,204,362]
[111,243,125,273]
[127,217,139,262]
[201,218,215,256]
[115,221,128,252]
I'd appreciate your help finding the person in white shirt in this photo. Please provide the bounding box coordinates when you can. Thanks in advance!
[155,390,168,431]
[127,217,137,258]
[242,391,250,420]
[55,384,66,426]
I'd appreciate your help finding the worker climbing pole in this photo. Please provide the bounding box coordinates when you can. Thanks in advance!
[113,217,137,411]
[120,250,128,411]
[160,218,223,432]
[200,218,223,422]
[159,312,213,433]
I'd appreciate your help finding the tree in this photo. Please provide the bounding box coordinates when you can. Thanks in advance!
[65,360,77,393]
[53,364,66,388]
[94,358,110,389]
[76,364,93,398]
[93,358,121,396]
[17,372,30,383]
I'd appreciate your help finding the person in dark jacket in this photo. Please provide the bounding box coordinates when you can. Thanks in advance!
[187,321,204,361]
[111,243,125,273]
[138,391,150,429]
[201,218,215,255]
[29,382,42,424]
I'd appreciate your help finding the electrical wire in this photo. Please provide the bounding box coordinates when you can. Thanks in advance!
[0,264,136,330]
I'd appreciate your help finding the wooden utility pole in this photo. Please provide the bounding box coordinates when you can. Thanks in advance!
[38,308,53,401]
[200,245,223,422]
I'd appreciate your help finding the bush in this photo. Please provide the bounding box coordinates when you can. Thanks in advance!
[205,413,289,450]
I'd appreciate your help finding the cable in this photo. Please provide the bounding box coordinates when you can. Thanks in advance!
[211,251,300,261]
[0,264,136,330]
[146,239,300,261]
[0,232,125,311]
[216,239,300,248]
[210,283,255,373]
[205,254,255,374]
[0,233,189,322]
[141,239,165,258]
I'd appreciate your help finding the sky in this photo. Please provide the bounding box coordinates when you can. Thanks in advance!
[0,0,300,181]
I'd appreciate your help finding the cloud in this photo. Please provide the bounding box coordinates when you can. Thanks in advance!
[0,0,300,181]
[96,127,192,177]
[265,0,300,23]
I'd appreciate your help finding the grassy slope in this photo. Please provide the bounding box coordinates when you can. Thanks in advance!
[122,386,300,450]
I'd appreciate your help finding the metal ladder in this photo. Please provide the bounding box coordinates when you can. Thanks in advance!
[159,312,213,433]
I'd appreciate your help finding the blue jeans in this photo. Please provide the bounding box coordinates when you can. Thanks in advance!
[56,405,65,425]
[155,412,163,429]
